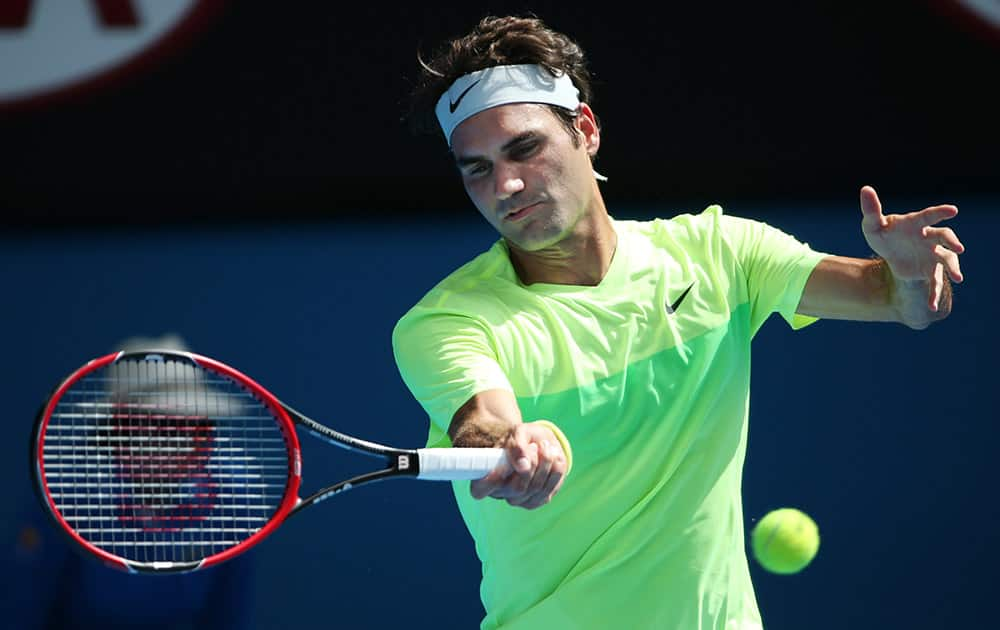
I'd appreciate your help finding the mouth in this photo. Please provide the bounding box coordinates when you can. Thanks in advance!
[503,201,543,222]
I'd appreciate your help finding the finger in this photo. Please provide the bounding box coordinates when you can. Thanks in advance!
[505,440,555,509]
[484,475,522,501]
[519,441,556,505]
[517,473,565,510]
[515,441,567,509]
[915,204,958,229]
[541,472,565,507]
[470,470,508,499]
[933,244,964,283]
[470,478,496,500]
[534,453,567,508]
[923,226,965,254]
[509,477,550,509]
[859,185,887,230]
[469,456,516,499]
[506,442,539,498]
[508,426,536,474]
[929,263,944,312]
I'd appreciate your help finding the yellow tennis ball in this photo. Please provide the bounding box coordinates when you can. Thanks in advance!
[750,507,820,574]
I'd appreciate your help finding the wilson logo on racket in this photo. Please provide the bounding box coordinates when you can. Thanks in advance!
[32,350,506,573]
[106,403,218,536]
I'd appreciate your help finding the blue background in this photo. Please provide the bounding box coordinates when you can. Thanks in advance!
[1,194,994,629]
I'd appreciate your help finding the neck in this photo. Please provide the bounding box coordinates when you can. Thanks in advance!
[508,209,618,287]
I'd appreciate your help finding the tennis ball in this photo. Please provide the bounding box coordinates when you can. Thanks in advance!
[750,507,820,574]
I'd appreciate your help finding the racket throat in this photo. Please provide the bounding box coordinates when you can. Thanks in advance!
[288,466,409,518]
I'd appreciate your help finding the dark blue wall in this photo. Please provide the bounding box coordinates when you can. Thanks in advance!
[1,195,994,629]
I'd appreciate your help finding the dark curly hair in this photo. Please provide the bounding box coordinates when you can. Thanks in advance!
[406,15,598,146]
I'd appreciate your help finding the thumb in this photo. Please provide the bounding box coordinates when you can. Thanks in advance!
[860,185,887,231]
[507,427,536,473]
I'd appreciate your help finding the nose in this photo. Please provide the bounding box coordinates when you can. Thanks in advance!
[494,163,525,201]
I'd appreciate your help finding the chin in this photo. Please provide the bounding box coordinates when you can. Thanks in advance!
[506,228,566,253]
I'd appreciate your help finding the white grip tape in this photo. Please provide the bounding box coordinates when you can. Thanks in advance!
[416,448,506,480]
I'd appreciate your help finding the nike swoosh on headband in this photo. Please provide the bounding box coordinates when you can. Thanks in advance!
[435,65,581,145]
[449,79,481,113]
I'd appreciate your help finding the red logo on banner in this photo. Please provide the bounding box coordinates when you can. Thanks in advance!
[0,0,226,111]
[932,0,1000,46]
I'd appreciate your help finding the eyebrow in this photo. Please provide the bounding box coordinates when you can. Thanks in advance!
[454,131,540,169]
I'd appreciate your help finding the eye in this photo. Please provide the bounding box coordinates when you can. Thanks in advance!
[464,162,490,178]
[509,141,539,160]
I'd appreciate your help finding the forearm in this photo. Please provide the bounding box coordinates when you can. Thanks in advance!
[798,256,895,322]
[448,388,523,447]
[798,255,952,329]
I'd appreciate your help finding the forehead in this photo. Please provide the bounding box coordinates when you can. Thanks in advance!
[450,103,559,156]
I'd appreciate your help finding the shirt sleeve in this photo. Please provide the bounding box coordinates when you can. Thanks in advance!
[717,213,829,335]
[392,307,513,448]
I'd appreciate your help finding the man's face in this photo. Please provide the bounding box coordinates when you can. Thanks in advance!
[450,103,599,252]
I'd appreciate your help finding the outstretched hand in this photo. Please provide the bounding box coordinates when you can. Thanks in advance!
[860,185,965,312]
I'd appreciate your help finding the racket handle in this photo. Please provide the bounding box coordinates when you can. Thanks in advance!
[416,448,506,480]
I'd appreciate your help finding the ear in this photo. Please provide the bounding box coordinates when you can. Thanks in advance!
[576,103,601,157]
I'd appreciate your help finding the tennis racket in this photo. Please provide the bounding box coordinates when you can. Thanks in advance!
[31,349,505,574]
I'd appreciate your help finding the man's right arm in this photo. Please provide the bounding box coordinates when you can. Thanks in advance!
[450,389,569,510]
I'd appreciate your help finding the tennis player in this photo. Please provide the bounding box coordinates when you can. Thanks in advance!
[391,15,964,629]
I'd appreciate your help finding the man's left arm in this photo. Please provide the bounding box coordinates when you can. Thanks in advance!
[796,185,965,330]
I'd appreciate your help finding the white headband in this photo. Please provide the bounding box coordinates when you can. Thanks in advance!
[435,64,580,146]
[435,64,608,182]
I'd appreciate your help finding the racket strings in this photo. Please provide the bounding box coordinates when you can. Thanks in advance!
[40,357,292,564]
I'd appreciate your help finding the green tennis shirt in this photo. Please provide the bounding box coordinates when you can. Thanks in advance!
[392,207,828,629]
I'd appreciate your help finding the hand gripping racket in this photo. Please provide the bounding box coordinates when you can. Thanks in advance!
[31,350,505,574]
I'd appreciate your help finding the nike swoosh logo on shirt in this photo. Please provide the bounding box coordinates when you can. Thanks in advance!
[449,79,481,113]
[666,282,695,315]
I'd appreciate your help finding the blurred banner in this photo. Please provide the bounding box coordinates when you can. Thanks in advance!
[1,2,996,227]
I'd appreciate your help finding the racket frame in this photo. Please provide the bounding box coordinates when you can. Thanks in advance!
[31,350,430,573]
